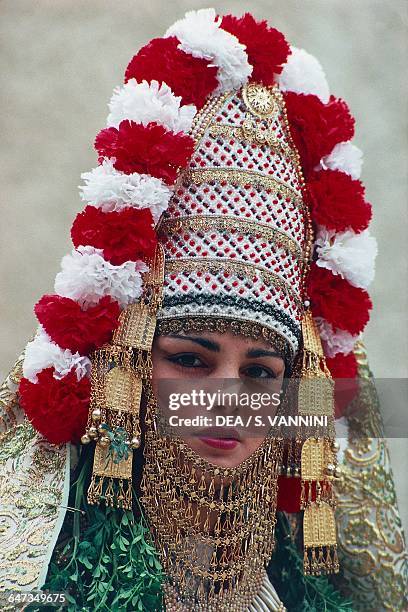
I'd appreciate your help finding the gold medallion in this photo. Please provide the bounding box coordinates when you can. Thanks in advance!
[242,83,277,118]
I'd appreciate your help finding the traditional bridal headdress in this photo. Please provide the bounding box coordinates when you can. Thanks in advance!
[17,8,377,583]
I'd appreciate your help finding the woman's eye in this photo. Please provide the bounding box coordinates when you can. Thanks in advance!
[167,353,206,369]
[242,365,276,379]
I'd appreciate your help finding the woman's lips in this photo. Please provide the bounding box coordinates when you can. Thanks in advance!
[199,437,239,450]
[197,427,241,450]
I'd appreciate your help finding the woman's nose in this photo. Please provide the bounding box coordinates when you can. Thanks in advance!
[207,361,241,415]
[211,360,240,380]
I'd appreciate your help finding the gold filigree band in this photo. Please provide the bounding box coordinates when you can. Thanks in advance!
[209,123,297,163]
[159,215,303,262]
[156,315,294,363]
[183,168,303,208]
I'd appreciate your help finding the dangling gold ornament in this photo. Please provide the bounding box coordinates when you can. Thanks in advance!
[141,382,284,611]
[85,244,165,509]
[298,309,339,575]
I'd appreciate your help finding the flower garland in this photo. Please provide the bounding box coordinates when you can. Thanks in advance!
[19,7,377,443]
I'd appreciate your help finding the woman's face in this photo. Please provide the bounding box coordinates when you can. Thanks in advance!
[151,330,285,468]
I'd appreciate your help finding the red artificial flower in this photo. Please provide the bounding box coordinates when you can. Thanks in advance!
[221,13,290,85]
[71,206,157,265]
[326,353,359,418]
[19,368,90,444]
[307,169,372,233]
[35,294,120,355]
[95,120,195,184]
[308,264,372,335]
[284,92,355,177]
[125,36,218,109]
[327,352,358,379]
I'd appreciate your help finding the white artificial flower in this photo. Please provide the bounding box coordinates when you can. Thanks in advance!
[165,8,252,92]
[107,79,196,133]
[315,317,359,358]
[278,47,330,103]
[319,141,363,180]
[23,328,91,383]
[54,246,147,309]
[315,228,377,289]
[79,159,172,222]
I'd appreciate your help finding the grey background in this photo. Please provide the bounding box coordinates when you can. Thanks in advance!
[1,0,407,532]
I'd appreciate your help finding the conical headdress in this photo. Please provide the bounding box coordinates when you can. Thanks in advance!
[157,82,307,363]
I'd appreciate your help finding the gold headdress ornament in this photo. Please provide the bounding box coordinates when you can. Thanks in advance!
[298,309,340,575]
[83,244,165,509]
[141,384,283,609]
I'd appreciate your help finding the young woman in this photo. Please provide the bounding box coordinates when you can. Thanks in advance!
[0,9,406,611]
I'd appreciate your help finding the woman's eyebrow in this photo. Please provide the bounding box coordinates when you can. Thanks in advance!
[246,348,283,360]
[167,334,220,352]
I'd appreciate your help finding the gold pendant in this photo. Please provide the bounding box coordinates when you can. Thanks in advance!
[113,302,157,351]
[84,244,166,510]
[105,366,142,412]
